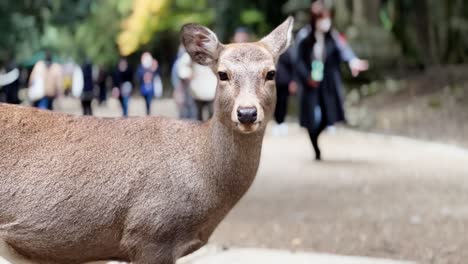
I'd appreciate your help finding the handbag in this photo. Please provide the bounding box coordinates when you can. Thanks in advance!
[153,75,163,98]
[28,76,45,102]
[72,66,84,98]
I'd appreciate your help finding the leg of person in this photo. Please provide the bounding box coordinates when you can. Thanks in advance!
[308,128,321,161]
[188,97,198,120]
[37,97,48,110]
[309,115,328,161]
[124,96,130,117]
[88,100,93,116]
[275,84,288,124]
[145,95,152,116]
[195,100,204,121]
[119,97,125,116]
[207,101,214,119]
[198,101,209,121]
[46,97,54,111]
[99,84,107,105]
[276,84,290,136]
[181,86,197,120]
[121,96,129,117]
[81,100,87,115]
[84,100,93,116]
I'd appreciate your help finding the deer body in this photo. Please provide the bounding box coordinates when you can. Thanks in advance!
[0,17,293,264]
[0,107,260,263]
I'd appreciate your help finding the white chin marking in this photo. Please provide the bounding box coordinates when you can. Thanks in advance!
[237,123,260,134]
[0,240,36,264]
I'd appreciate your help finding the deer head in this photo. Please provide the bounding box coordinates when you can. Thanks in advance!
[181,17,294,134]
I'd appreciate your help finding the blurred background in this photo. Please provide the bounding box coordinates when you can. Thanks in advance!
[1,1,468,263]
[1,0,467,144]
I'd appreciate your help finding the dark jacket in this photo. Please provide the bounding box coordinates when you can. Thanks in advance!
[275,48,294,87]
[113,65,134,98]
[137,65,160,97]
[81,63,94,102]
[296,28,356,130]
[2,59,21,104]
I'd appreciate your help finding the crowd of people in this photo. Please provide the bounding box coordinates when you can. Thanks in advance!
[24,52,163,117]
[0,0,368,161]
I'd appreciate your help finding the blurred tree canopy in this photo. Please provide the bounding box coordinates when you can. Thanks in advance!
[0,0,467,70]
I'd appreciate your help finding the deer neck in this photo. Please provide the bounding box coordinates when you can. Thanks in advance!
[206,118,264,203]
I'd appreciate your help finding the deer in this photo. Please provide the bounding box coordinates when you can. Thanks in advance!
[0,17,294,264]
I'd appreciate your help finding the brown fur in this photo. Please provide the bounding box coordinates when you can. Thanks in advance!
[0,17,293,264]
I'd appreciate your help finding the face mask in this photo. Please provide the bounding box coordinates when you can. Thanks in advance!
[317,18,332,33]
[142,55,153,68]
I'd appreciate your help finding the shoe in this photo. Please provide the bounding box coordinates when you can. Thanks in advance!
[326,126,336,134]
[315,153,322,161]
[279,123,289,136]
[272,124,281,137]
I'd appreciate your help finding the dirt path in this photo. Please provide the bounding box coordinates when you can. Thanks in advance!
[57,97,468,264]
[210,126,468,264]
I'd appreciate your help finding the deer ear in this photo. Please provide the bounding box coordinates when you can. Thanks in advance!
[260,16,294,59]
[181,24,223,66]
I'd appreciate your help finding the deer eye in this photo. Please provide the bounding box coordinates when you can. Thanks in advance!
[218,71,229,81]
[266,71,276,81]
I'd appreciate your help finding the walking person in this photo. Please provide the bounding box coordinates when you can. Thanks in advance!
[272,47,296,136]
[0,57,21,104]
[81,61,94,116]
[97,66,108,105]
[112,58,134,117]
[173,46,197,120]
[177,51,216,121]
[137,52,161,116]
[190,61,217,121]
[28,52,63,110]
[296,1,368,160]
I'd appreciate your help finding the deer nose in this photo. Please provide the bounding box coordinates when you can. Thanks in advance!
[237,107,258,124]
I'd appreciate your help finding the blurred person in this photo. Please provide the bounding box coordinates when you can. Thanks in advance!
[62,60,75,96]
[172,46,197,119]
[272,47,296,136]
[233,27,251,43]
[97,66,108,105]
[137,52,161,116]
[191,62,217,121]
[81,60,94,116]
[112,57,134,117]
[297,0,369,161]
[171,48,185,117]
[28,51,63,110]
[0,57,21,104]
[177,51,216,121]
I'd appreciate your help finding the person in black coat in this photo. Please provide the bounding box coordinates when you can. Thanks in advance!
[112,58,134,117]
[273,47,296,136]
[296,1,368,160]
[2,57,21,104]
[97,66,108,105]
[81,61,94,116]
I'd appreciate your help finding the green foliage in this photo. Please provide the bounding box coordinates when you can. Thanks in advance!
[1,0,467,69]
[74,0,132,66]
